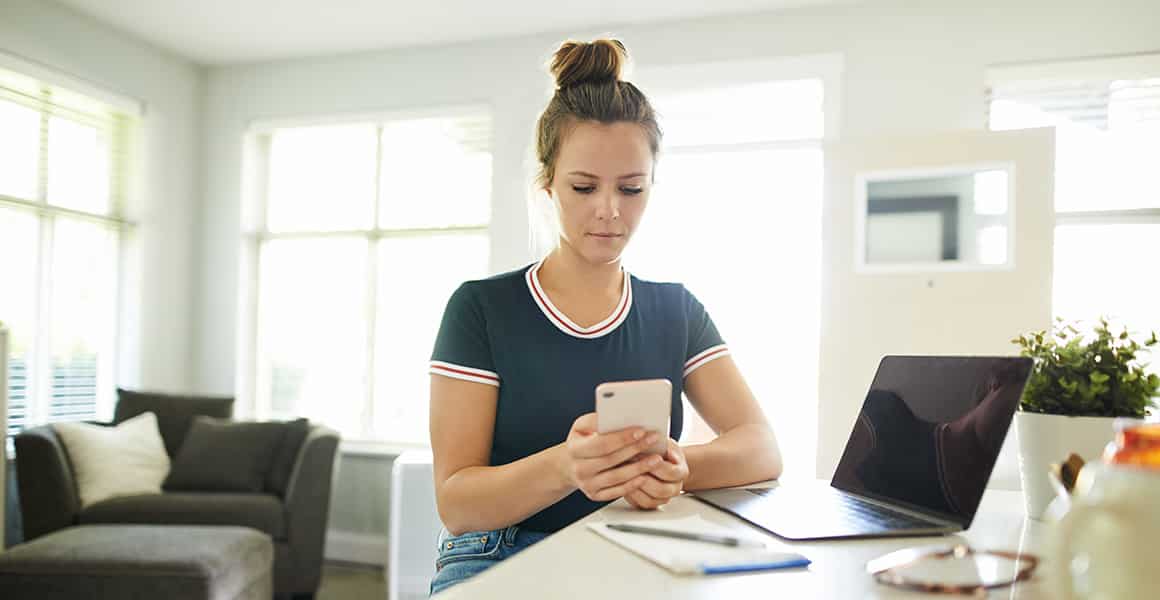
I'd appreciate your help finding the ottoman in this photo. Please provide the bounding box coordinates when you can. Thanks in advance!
[0,524,272,600]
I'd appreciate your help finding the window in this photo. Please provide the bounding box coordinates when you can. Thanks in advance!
[0,62,133,437]
[244,110,492,446]
[624,57,840,479]
[988,54,1160,348]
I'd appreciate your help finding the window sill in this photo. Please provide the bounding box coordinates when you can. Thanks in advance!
[339,438,428,457]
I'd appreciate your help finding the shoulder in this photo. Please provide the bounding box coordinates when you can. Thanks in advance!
[628,273,687,300]
[445,264,533,313]
[454,264,530,295]
[628,273,699,309]
[628,274,701,327]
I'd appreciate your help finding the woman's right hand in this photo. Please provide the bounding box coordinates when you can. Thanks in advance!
[560,413,665,502]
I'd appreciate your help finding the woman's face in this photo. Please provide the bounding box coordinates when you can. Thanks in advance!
[547,120,653,266]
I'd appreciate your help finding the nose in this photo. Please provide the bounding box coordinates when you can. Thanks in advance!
[594,189,620,221]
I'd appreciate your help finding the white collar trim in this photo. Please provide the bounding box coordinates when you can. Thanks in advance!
[525,260,632,339]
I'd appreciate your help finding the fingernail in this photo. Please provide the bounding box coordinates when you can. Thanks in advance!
[633,430,644,440]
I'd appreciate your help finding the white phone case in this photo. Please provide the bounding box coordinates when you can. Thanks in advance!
[595,378,672,455]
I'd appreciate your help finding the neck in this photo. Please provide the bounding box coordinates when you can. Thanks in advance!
[539,244,622,297]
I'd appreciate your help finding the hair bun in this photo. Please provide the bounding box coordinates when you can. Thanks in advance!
[549,39,627,89]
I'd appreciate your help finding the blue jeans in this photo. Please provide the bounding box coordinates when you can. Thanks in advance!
[429,525,548,596]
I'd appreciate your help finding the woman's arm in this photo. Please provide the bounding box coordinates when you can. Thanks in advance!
[680,356,783,490]
[431,375,660,535]
[431,375,571,535]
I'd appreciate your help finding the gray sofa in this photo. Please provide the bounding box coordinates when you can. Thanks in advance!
[13,391,340,600]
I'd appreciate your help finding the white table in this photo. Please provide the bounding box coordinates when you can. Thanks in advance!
[436,484,1052,599]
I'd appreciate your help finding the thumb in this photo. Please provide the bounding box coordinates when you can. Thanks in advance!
[571,412,598,435]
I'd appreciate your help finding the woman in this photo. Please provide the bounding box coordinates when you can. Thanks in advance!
[428,38,782,596]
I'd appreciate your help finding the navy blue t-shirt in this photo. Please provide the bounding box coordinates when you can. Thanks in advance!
[429,261,729,533]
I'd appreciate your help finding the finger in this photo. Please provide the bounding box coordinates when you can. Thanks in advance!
[662,440,684,463]
[648,458,687,483]
[588,474,648,502]
[590,453,663,491]
[626,488,665,510]
[573,427,648,459]
[637,474,682,500]
[577,432,661,476]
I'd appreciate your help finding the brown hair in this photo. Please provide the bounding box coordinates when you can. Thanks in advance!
[534,39,662,190]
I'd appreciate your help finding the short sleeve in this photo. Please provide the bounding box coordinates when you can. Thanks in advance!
[681,285,730,379]
[429,283,500,387]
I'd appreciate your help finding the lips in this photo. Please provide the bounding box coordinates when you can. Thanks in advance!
[587,232,623,238]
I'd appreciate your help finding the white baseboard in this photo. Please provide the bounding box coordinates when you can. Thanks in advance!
[325,529,387,567]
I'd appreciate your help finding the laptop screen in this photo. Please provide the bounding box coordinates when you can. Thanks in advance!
[830,356,1032,526]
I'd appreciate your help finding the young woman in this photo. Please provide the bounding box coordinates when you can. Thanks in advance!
[428,38,782,596]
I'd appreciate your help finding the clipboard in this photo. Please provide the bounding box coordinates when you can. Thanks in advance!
[587,514,811,575]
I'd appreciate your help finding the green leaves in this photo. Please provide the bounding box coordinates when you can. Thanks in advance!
[1014,317,1160,418]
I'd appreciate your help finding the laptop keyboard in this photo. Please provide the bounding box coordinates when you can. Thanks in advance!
[747,487,941,530]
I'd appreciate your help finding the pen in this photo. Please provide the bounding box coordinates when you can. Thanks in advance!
[606,523,764,548]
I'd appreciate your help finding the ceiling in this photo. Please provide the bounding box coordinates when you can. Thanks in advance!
[53,0,843,65]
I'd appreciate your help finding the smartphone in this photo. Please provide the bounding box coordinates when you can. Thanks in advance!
[595,378,672,455]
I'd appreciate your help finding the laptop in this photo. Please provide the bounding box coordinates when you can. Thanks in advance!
[692,356,1033,540]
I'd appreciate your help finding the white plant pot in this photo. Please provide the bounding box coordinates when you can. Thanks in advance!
[1015,411,1120,520]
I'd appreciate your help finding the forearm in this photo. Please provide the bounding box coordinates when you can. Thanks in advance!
[682,423,782,491]
[437,443,574,535]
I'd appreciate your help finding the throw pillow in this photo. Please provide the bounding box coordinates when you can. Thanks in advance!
[114,388,234,458]
[53,412,170,508]
[266,418,310,496]
[163,417,285,493]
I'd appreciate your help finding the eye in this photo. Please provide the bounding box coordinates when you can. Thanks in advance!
[572,185,596,194]
[620,186,644,195]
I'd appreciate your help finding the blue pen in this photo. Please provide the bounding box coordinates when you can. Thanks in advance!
[699,556,812,574]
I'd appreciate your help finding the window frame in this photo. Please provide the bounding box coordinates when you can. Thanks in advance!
[239,104,492,451]
[627,53,842,479]
[986,53,1160,309]
[1,52,138,439]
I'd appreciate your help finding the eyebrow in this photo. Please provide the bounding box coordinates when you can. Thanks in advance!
[567,170,648,180]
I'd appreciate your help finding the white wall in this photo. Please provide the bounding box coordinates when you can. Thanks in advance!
[822,127,1056,490]
[196,0,1160,393]
[0,0,204,394]
[193,0,1160,550]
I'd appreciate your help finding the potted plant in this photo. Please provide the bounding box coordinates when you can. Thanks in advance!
[1012,317,1160,518]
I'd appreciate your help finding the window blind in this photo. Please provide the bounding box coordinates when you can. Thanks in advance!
[0,64,132,218]
[986,53,1160,131]
[986,77,1160,131]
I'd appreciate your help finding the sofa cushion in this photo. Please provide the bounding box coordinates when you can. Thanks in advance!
[52,412,170,508]
[266,418,310,497]
[115,388,234,458]
[78,492,287,539]
[164,418,285,493]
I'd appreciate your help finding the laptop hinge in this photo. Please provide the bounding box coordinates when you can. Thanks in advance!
[840,489,962,529]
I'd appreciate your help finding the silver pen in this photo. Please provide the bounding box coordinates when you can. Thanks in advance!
[606,523,764,548]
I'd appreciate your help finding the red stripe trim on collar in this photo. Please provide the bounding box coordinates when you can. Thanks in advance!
[525,261,632,339]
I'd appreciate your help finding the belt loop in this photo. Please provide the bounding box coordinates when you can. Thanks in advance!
[503,525,520,546]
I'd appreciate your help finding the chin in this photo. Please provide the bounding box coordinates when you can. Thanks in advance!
[579,245,623,266]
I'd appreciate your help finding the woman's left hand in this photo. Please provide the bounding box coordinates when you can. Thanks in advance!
[626,438,689,510]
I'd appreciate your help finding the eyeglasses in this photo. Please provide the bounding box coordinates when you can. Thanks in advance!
[867,544,1039,595]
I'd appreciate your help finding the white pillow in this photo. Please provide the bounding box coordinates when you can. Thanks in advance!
[53,412,171,508]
